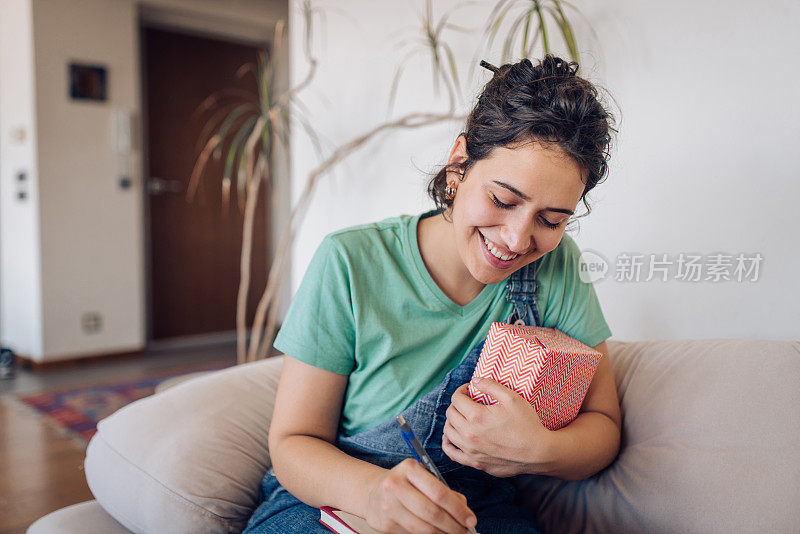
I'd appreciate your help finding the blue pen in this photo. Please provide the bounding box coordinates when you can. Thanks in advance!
[396,415,479,534]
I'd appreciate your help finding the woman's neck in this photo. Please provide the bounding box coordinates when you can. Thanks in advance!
[417,212,485,307]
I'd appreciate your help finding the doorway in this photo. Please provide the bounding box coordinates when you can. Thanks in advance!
[141,26,270,347]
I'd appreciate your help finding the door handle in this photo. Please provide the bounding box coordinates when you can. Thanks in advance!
[147,177,184,195]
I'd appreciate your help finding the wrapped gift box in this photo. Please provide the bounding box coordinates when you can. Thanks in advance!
[467,322,604,431]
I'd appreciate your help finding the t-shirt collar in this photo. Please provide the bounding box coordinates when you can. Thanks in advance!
[404,209,505,316]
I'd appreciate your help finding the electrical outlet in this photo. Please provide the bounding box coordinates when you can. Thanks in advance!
[81,312,103,334]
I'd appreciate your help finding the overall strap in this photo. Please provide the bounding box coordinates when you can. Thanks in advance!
[504,260,542,327]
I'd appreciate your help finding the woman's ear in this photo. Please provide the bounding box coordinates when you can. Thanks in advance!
[446,134,469,175]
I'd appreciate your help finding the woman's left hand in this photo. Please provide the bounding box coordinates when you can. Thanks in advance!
[442,377,554,478]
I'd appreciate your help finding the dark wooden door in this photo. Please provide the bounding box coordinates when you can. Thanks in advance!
[143,27,269,341]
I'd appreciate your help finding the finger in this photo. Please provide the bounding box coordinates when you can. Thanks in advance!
[390,493,454,534]
[442,432,473,468]
[443,424,463,449]
[446,403,469,431]
[396,480,468,534]
[444,419,472,454]
[402,460,477,531]
[471,376,518,405]
[449,386,462,408]
[452,382,471,398]
[450,386,484,423]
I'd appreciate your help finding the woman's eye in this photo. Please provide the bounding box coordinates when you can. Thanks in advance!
[492,193,563,230]
[490,194,514,209]
[540,217,560,230]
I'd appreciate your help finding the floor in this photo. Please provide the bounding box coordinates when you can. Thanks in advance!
[0,342,237,534]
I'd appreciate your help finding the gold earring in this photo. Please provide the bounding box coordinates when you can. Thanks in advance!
[444,180,458,201]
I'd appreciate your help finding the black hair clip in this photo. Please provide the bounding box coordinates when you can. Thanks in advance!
[479,60,499,73]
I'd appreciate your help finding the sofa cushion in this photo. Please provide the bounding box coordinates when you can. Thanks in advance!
[514,338,800,533]
[84,355,285,533]
[27,500,132,534]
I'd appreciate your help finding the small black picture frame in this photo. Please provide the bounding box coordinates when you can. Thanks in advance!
[69,63,107,102]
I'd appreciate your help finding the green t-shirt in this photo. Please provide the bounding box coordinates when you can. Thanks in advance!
[273,209,612,436]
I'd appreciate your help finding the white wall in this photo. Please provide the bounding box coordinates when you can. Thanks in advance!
[0,0,44,358]
[287,0,800,342]
[562,0,799,341]
[0,0,288,361]
[31,0,143,359]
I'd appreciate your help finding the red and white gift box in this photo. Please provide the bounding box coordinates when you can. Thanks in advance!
[467,322,604,431]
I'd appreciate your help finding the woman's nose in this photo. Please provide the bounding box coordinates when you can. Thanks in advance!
[501,223,533,255]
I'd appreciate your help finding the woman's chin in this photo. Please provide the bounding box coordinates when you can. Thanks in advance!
[472,255,541,285]
[469,264,516,285]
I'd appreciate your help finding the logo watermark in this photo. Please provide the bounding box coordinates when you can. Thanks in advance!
[578,250,609,283]
[578,251,763,283]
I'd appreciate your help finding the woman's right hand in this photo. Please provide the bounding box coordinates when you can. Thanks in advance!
[365,458,478,534]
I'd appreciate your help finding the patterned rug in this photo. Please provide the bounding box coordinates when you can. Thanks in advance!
[14,360,236,443]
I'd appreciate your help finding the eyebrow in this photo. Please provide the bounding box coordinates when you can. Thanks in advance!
[491,180,575,215]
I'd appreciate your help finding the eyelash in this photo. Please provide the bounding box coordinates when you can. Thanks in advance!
[490,194,562,230]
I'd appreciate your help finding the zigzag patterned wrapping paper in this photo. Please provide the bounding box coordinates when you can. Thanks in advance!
[467,322,603,431]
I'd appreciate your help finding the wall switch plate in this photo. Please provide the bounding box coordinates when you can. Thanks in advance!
[81,312,103,334]
[112,108,134,153]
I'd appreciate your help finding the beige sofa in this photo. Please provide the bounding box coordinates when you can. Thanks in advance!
[28,338,800,533]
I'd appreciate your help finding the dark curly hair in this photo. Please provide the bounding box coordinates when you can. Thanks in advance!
[428,54,615,227]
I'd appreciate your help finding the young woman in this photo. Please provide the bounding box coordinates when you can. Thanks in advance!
[245,55,621,534]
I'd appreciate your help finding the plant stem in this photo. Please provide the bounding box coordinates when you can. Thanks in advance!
[235,115,266,364]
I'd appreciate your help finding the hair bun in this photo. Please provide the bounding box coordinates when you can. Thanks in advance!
[538,54,579,77]
[505,54,578,86]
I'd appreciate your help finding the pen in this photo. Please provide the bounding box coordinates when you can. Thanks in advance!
[396,415,479,534]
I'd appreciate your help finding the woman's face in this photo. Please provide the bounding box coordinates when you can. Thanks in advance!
[447,137,586,286]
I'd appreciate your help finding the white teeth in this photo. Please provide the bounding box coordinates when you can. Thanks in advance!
[483,235,518,261]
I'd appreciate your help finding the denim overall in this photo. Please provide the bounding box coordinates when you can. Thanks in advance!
[244,260,543,534]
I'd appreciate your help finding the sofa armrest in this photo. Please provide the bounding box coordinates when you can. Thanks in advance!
[514,339,800,534]
[84,355,285,534]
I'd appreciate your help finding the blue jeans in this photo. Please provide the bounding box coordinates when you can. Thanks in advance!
[244,262,543,533]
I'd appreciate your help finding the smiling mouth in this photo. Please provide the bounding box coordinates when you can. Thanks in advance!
[479,231,519,261]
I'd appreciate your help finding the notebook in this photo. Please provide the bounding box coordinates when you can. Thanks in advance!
[319,506,381,534]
